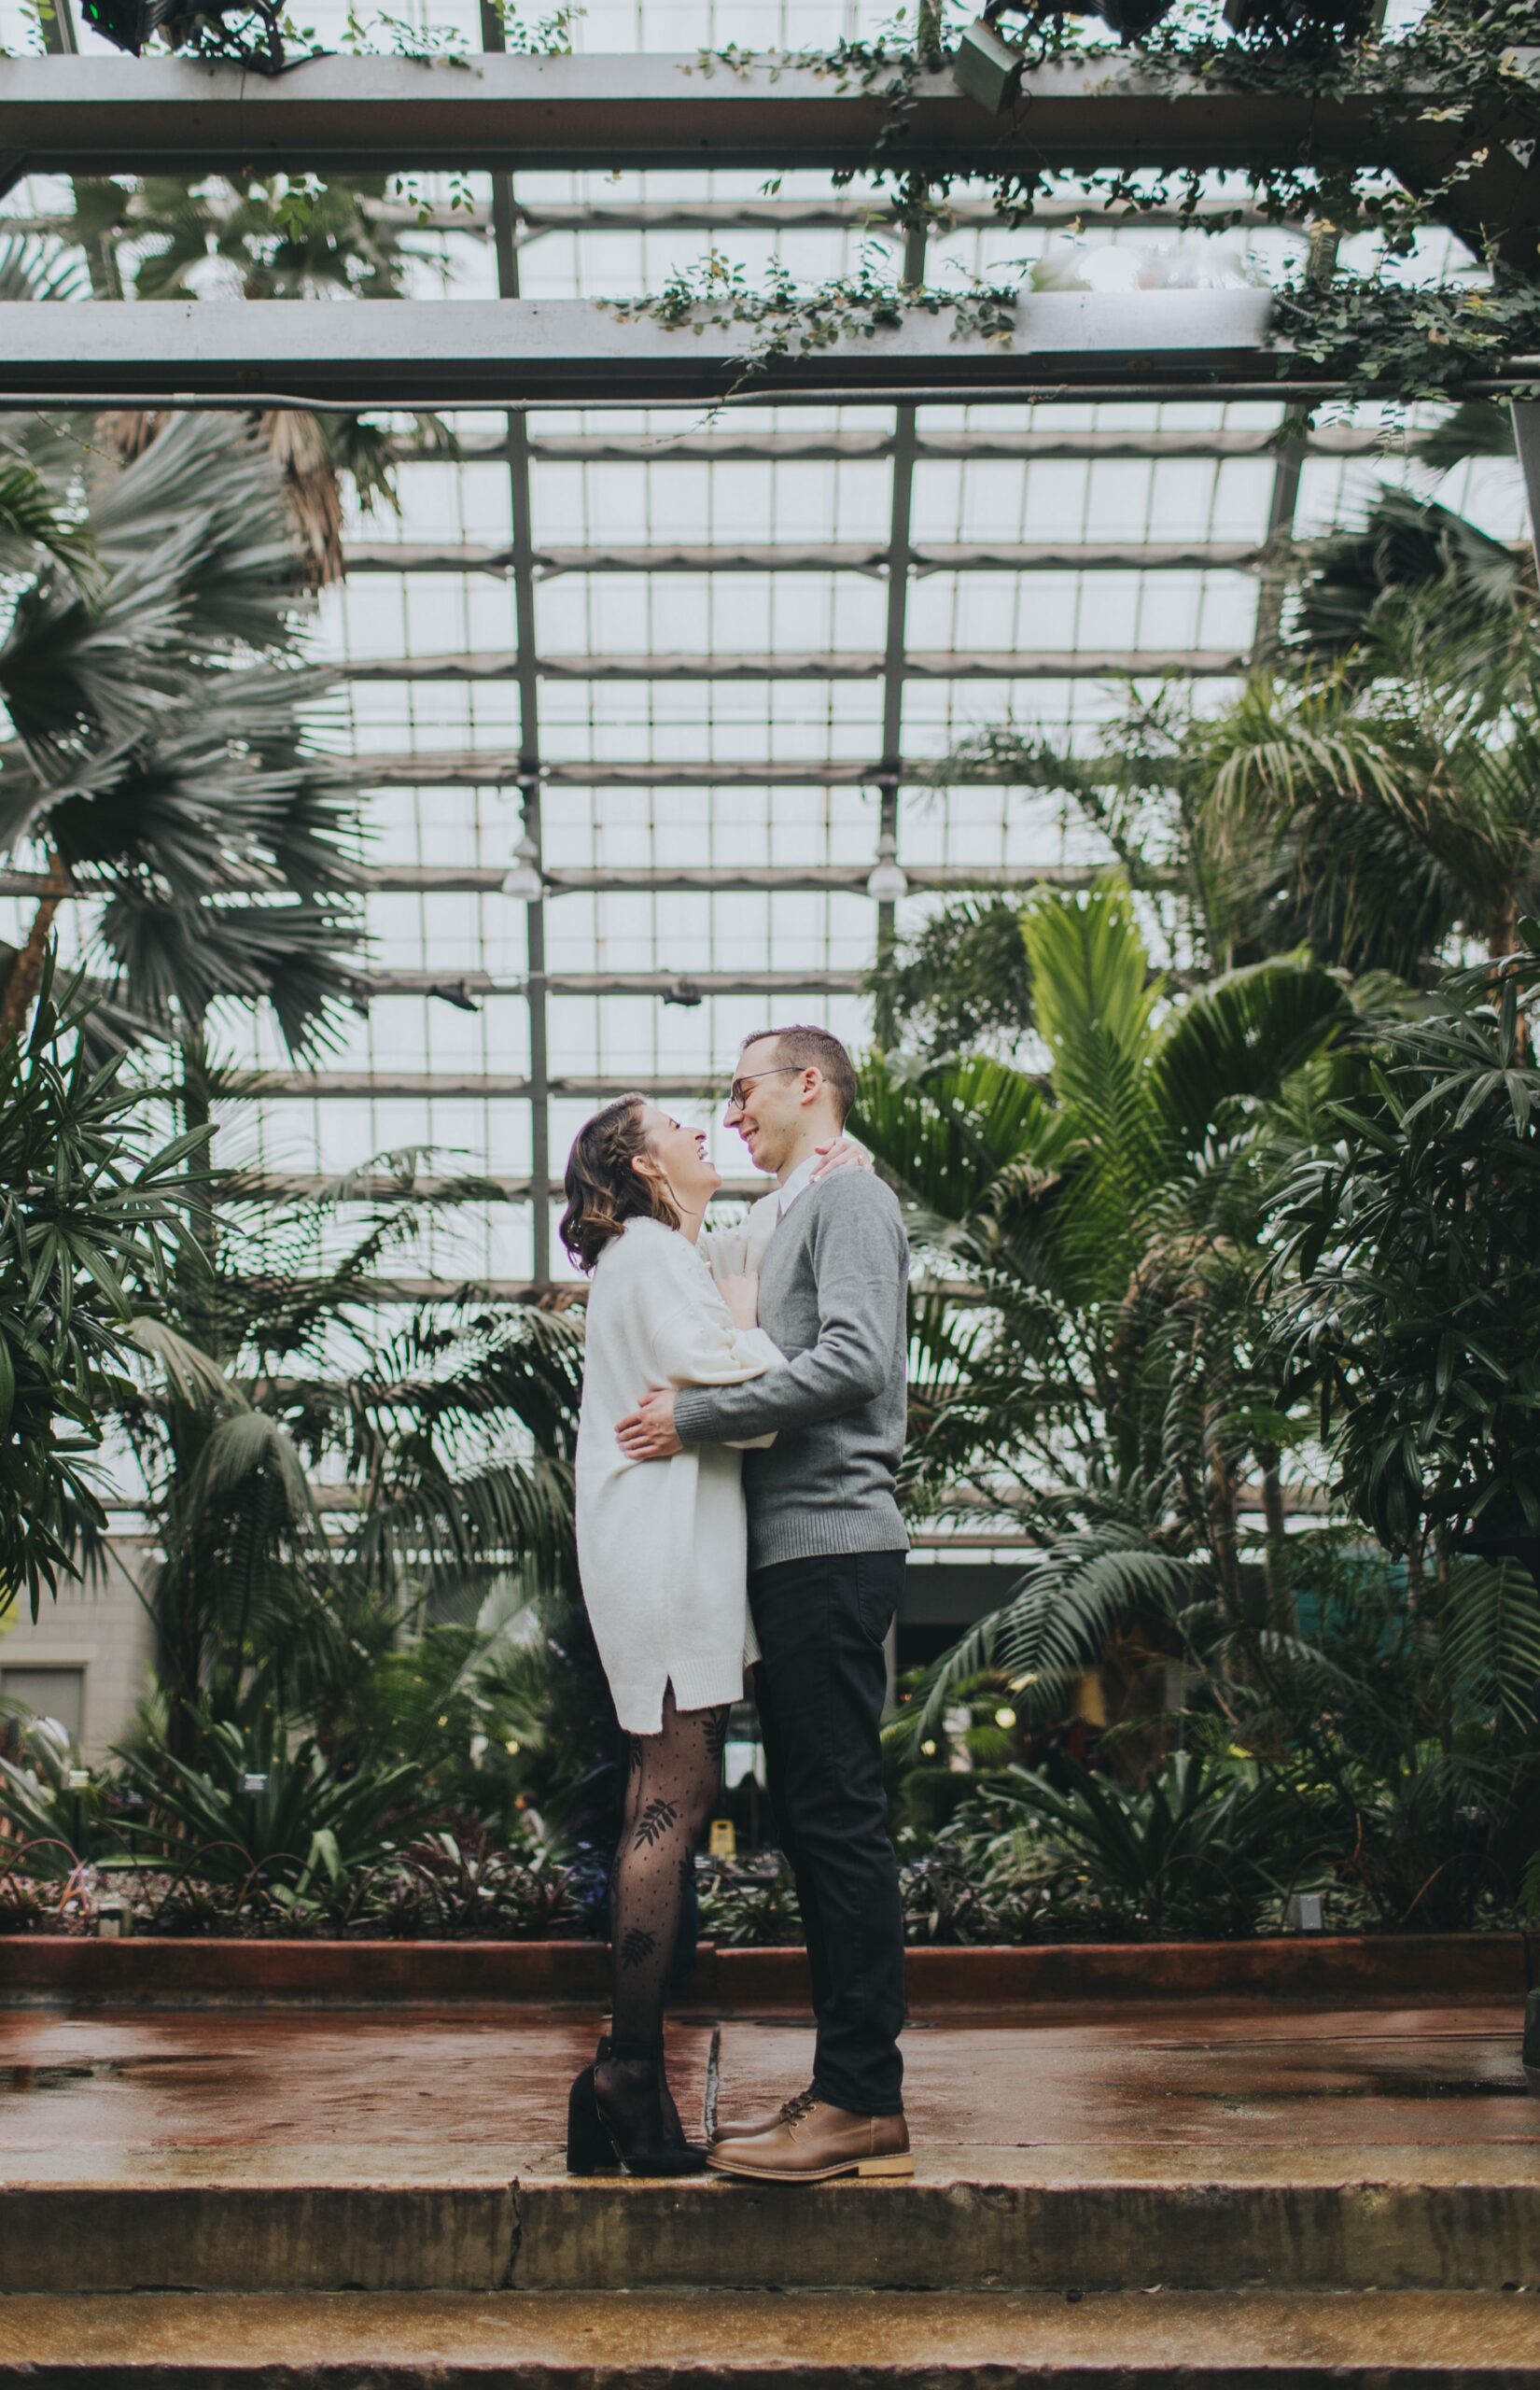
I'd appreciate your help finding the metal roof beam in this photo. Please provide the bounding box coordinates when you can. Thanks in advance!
[343,538,1261,576]
[4,192,1291,239]
[478,0,550,1282]
[244,1073,765,1099]
[219,1173,770,1202]
[204,1276,992,1309]
[2,53,1511,181]
[0,290,1400,411]
[344,753,1101,788]
[0,861,1112,896]
[371,967,867,996]
[342,645,1246,681]
[501,427,1392,464]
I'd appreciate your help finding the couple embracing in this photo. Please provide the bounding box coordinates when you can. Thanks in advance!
[559,1024,912,2184]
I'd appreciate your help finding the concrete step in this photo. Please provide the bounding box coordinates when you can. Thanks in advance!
[3,2150,1538,2296]
[1,2288,1537,2385]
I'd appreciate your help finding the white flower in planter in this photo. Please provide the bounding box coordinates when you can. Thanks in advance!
[1132,239,1267,291]
[1030,236,1266,297]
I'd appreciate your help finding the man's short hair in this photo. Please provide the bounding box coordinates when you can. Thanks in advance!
[740,1023,857,1126]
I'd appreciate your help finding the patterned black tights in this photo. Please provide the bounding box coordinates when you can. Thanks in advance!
[608,1686,728,2049]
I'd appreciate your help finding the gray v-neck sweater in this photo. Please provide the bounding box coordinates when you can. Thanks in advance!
[673,1169,909,1569]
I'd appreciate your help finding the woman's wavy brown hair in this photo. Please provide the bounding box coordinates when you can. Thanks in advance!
[560,1093,681,1274]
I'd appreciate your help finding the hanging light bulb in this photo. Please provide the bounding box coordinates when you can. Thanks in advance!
[501,831,543,901]
[866,834,907,904]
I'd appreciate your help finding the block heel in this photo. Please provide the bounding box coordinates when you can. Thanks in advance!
[856,2152,916,2178]
[566,2065,621,2174]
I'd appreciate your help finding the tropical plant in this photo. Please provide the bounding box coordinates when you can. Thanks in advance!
[924,487,1540,986]
[0,404,365,1050]
[110,1155,585,1759]
[111,1712,422,1895]
[1290,485,1534,667]
[0,958,203,1621]
[1202,644,1540,974]
[58,177,453,583]
[1269,930,1540,1565]
[856,879,1347,1521]
[349,1829,590,1940]
[695,1854,805,1948]
[943,1753,1332,1939]
[868,894,1036,1060]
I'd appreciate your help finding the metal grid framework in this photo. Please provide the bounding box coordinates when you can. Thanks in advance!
[1,0,1533,1300]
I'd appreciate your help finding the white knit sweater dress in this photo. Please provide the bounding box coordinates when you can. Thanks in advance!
[574,1216,785,1734]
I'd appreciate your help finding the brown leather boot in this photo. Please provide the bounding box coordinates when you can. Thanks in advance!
[707,2097,913,2183]
[710,2084,817,2144]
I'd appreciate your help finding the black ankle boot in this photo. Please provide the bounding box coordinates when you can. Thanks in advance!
[594,2032,687,2148]
[567,2038,707,2178]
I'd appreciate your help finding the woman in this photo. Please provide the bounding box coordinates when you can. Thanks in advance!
[560,1092,785,2177]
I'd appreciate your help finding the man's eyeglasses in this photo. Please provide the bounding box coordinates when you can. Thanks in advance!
[725,1063,801,1111]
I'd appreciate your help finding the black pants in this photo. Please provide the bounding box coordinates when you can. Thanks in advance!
[749,1547,907,2116]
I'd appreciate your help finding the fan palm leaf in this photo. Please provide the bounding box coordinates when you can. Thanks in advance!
[1149,955,1351,1156]
[0,461,92,586]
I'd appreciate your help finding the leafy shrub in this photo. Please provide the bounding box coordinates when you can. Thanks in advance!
[112,1715,422,1894]
[900,1838,1053,1946]
[695,1855,804,1947]
[0,959,203,1621]
[348,1830,587,1940]
[940,1754,1336,1941]
[0,1868,90,1934]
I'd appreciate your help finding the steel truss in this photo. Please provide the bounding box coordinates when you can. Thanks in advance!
[11,46,1533,1286]
[469,429,1395,464]
[343,647,1247,681]
[0,289,1337,409]
[4,52,1526,188]
[0,863,1111,896]
[343,541,1264,577]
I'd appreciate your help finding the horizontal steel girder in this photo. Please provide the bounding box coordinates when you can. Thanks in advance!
[342,645,1247,680]
[343,539,1262,576]
[346,753,1093,787]
[0,290,1309,408]
[494,427,1392,463]
[339,756,1102,789]
[245,1072,774,1098]
[6,193,1298,238]
[222,1172,768,1201]
[0,53,1514,181]
[0,861,1108,895]
[371,967,866,995]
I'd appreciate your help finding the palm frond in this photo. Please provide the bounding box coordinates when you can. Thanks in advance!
[1439,1558,1540,1736]
[1149,955,1351,1156]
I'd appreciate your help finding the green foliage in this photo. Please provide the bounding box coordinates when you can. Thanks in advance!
[113,1154,583,1756]
[858,880,1346,1541]
[1293,487,1533,663]
[943,1754,1333,1939]
[0,962,203,1620]
[348,1830,587,1941]
[604,244,1023,394]
[0,409,367,1055]
[1270,949,1540,1554]
[696,1855,804,1947]
[1278,281,1540,414]
[868,896,1035,1060]
[112,1712,421,1894]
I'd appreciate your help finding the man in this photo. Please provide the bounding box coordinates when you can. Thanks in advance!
[616,1025,912,2185]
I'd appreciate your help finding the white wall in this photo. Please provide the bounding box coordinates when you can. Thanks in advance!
[0,1539,159,1764]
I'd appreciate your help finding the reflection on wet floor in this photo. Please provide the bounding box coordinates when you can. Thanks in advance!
[0,1997,1530,2185]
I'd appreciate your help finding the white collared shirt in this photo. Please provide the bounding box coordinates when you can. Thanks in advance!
[777,1151,821,1217]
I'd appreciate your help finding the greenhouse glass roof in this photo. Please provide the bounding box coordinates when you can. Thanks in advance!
[1,0,1532,1302]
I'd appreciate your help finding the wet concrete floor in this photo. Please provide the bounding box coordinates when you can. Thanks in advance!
[0,1998,1530,2186]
